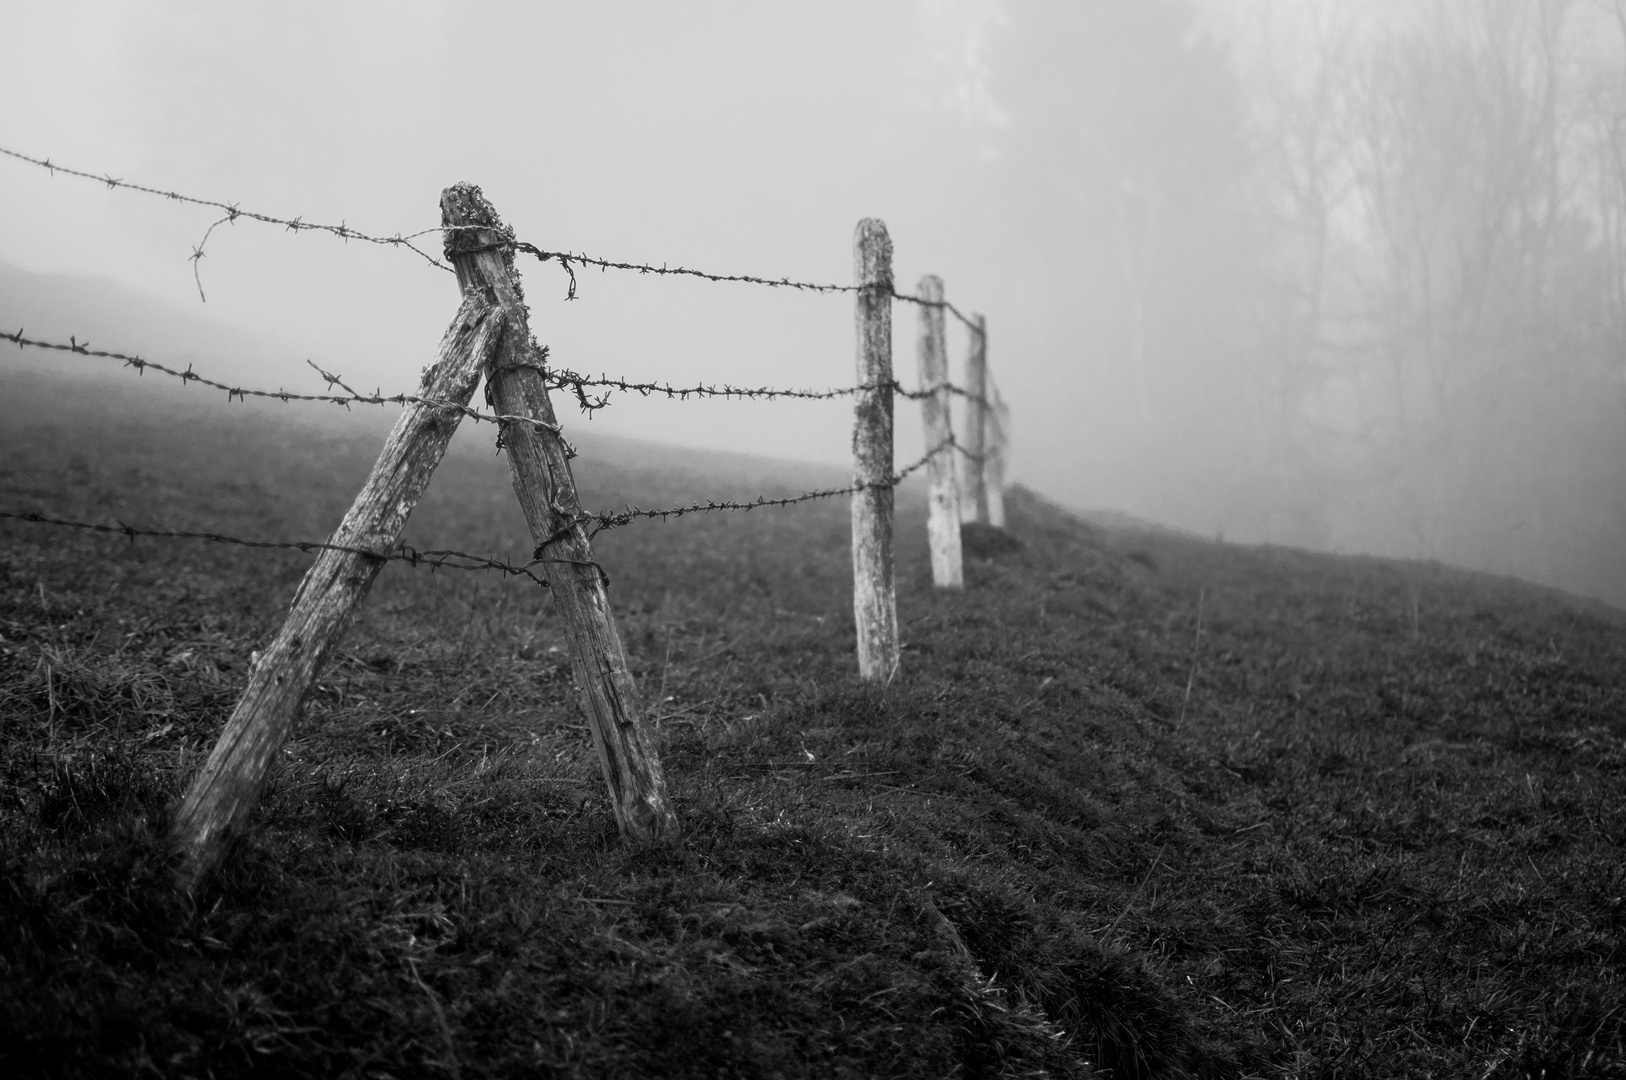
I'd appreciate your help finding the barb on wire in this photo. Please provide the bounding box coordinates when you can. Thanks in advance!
[0,510,551,586]
[550,370,893,404]
[585,442,945,536]
[537,365,993,410]
[3,144,996,331]
[0,144,450,302]
[8,327,991,416]
[506,240,862,301]
[502,238,985,333]
[2,330,572,439]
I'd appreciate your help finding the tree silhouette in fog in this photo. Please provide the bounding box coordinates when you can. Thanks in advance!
[1251,0,1626,600]
[968,0,1626,603]
[984,0,1283,539]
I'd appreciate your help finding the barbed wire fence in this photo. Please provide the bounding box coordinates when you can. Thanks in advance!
[0,144,1011,663]
[0,327,966,565]
[0,144,982,328]
[0,144,1009,601]
[2,328,984,410]
[0,438,953,591]
[1,147,1013,885]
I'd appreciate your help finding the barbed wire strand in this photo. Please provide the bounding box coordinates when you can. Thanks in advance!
[2,145,988,330]
[0,510,552,587]
[1,437,960,583]
[4,329,992,412]
[0,145,451,301]
[908,292,983,335]
[586,439,952,536]
[3,330,591,438]
[549,368,989,406]
[505,238,983,331]
[505,239,855,299]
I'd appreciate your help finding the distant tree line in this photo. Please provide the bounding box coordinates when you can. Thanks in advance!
[972,0,1626,604]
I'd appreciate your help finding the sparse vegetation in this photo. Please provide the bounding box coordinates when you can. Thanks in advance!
[2,370,1623,1078]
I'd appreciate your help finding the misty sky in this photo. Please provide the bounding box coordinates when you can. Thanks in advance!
[0,2,1018,480]
[4,1,1624,608]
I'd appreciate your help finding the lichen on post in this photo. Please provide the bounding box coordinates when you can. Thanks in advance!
[851,218,899,682]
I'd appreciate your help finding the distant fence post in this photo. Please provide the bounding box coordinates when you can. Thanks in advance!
[852,219,899,681]
[962,315,990,524]
[168,291,508,892]
[442,183,677,846]
[915,275,963,588]
[986,383,1010,528]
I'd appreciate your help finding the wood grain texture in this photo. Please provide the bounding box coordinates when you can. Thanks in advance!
[914,275,963,589]
[962,315,990,525]
[169,291,506,892]
[852,218,899,682]
[441,182,677,846]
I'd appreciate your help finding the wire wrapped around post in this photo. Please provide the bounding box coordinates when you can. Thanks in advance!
[851,219,899,682]
[442,182,678,847]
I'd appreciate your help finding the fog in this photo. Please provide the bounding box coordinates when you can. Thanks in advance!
[2,0,1623,607]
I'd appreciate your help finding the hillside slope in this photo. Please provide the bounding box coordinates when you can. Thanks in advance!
[0,259,296,392]
[1,368,1623,1078]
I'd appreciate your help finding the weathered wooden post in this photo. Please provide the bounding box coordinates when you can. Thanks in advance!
[442,183,677,845]
[987,383,1010,528]
[915,275,963,588]
[962,315,990,525]
[168,292,508,891]
[852,219,899,681]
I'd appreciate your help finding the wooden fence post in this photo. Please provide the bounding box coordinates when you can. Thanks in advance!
[962,315,990,525]
[987,383,1010,528]
[852,219,899,681]
[915,275,963,588]
[442,183,677,845]
[168,291,507,892]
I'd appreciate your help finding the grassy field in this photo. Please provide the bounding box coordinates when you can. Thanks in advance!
[2,367,1623,1079]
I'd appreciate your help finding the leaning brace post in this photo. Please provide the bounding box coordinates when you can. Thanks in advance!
[442,183,677,845]
[986,382,1010,528]
[168,291,507,892]
[852,219,899,681]
[915,275,963,588]
[963,314,990,524]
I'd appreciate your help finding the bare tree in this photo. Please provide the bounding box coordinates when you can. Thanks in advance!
[1242,0,1626,600]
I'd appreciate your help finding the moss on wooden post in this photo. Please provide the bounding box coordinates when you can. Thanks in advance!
[442,182,677,845]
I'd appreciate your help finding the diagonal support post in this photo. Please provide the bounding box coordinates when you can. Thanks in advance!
[441,182,677,845]
[168,290,507,892]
